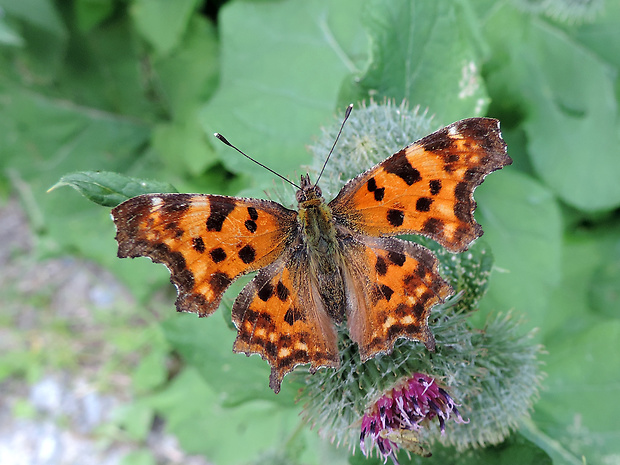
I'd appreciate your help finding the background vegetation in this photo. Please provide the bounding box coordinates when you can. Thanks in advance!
[1,0,619,464]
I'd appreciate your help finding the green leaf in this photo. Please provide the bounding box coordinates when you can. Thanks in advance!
[0,0,66,36]
[144,367,308,465]
[151,16,219,117]
[484,7,620,212]
[0,16,24,46]
[558,1,620,70]
[199,0,368,186]
[347,0,490,125]
[533,321,620,463]
[543,224,620,341]
[0,82,151,262]
[74,0,116,32]
[50,171,177,207]
[152,117,218,177]
[131,348,169,393]
[112,402,155,441]
[150,16,220,175]
[120,450,157,465]
[475,170,563,333]
[0,0,68,81]
[588,245,620,319]
[130,0,202,56]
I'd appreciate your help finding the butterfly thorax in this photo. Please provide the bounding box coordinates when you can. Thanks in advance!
[296,174,346,322]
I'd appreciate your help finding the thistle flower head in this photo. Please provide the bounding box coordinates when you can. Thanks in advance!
[360,373,468,463]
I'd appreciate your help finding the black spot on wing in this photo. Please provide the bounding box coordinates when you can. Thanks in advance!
[210,271,231,294]
[383,152,421,185]
[379,285,394,301]
[244,219,257,233]
[367,178,385,201]
[454,182,473,222]
[276,281,290,301]
[429,180,442,195]
[387,251,406,266]
[258,282,274,301]
[192,237,205,253]
[238,244,256,264]
[210,247,227,263]
[247,206,259,220]
[375,256,388,276]
[284,307,304,326]
[206,197,236,232]
[422,217,444,235]
[387,209,404,227]
[416,197,433,212]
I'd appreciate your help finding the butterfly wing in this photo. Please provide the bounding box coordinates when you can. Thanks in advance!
[342,235,452,360]
[112,193,297,317]
[232,248,339,393]
[330,118,511,252]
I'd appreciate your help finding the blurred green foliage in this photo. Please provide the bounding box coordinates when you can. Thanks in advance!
[1,0,619,464]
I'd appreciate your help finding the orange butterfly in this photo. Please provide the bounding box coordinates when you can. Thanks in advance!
[111,115,511,393]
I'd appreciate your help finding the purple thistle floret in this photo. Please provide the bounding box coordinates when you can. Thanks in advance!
[359,373,467,463]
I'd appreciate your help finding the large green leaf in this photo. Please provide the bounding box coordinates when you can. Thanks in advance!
[199,0,368,187]
[345,0,490,125]
[130,0,202,56]
[533,321,620,464]
[0,83,154,298]
[484,6,620,212]
[475,170,562,334]
[143,367,340,465]
[151,16,220,176]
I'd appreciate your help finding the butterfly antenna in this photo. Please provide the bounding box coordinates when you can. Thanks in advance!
[315,103,354,187]
[214,133,301,190]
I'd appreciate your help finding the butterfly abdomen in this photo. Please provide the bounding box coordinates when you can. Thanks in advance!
[297,189,347,323]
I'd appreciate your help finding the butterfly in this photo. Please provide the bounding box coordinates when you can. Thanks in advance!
[111,115,511,393]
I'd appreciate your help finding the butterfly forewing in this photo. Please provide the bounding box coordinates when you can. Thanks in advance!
[112,193,297,317]
[330,118,511,252]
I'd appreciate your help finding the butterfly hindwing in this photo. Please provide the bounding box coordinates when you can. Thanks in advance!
[112,193,297,317]
[330,118,511,252]
[232,250,339,393]
[343,235,453,361]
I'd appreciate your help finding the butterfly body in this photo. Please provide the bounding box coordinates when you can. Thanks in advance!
[112,117,511,393]
[295,174,349,323]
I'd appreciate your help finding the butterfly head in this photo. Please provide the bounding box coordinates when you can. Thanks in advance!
[296,174,323,204]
